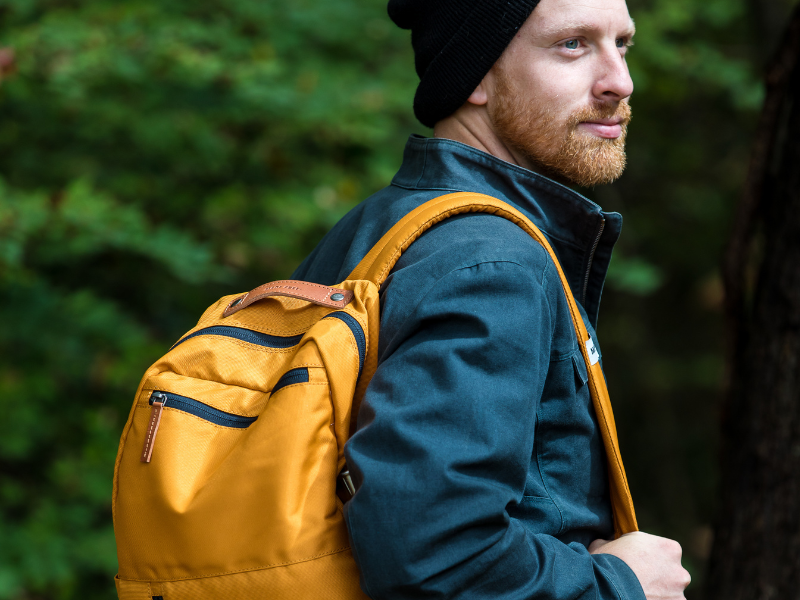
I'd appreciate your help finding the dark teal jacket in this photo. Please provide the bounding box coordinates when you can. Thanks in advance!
[292,135,645,600]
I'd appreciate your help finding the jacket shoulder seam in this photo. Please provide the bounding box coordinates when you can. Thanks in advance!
[385,258,546,346]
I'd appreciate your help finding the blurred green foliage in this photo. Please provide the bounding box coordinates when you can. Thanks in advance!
[0,0,791,597]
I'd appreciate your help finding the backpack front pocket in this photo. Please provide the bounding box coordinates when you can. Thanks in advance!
[139,390,259,463]
[115,369,347,581]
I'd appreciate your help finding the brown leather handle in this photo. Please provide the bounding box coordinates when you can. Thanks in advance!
[222,280,353,317]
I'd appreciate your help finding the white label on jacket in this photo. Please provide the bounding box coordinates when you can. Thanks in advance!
[585,338,600,366]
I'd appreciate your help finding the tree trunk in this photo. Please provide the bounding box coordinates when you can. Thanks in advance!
[708,6,800,599]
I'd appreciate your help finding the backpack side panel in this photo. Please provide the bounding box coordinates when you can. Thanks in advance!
[113,283,376,597]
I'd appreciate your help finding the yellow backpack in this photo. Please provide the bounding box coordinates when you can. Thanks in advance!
[112,193,637,599]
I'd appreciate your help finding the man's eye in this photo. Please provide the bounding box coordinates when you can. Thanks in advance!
[616,38,627,48]
[564,39,580,50]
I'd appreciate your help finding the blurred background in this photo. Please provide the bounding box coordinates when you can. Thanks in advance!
[0,0,797,597]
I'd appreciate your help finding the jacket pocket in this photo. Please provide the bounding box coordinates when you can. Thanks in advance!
[535,349,608,533]
[572,351,588,387]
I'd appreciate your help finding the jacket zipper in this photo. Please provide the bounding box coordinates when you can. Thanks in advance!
[582,218,605,305]
[140,391,257,463]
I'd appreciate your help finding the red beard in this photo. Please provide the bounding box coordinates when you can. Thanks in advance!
[490,68,632,187]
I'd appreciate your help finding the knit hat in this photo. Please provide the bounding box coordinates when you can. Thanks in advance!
[388,0,541,127]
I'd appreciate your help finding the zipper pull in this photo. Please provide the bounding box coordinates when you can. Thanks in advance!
[140,392,167,463]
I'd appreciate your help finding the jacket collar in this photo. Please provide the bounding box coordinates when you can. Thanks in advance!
[391,134,622,328]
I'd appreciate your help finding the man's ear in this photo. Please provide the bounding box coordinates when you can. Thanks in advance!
[467,76,489,106]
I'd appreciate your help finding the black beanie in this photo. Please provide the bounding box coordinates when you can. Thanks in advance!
[388,0,541,128]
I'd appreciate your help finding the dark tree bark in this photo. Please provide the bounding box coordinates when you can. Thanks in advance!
[746,0,798,69]
[708,6,800,599]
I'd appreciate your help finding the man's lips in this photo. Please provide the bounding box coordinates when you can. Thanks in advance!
[577,119,624,139]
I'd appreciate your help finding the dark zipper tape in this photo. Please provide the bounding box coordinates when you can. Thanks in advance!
[271,367,310,396]
[582,218,605,304]
[171,326,303,351]
[323,312,366,377]
[149,391,257,428]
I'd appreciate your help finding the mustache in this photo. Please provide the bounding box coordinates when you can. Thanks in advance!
[569,101,632,128]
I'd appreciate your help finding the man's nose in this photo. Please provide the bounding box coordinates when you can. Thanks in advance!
[592,46,634,101]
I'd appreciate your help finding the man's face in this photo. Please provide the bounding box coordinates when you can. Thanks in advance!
[486,0,635,187]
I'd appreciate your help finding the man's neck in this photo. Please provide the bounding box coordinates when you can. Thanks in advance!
[432,104,535,171]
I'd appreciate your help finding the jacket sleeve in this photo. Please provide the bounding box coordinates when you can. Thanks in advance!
[342,216,645,600]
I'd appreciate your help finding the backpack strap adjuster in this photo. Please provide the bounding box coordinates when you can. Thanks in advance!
[337,469,356,503]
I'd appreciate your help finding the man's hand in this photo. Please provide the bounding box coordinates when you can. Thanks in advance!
[589,532,691,600]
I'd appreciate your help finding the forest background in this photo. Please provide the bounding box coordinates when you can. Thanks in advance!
[0,0,797,598]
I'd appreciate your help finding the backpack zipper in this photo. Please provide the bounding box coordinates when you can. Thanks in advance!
[171,318,364,374]
[171,326,304,350]
[140,391,257,463]
[323,312,366,376]
[148,391,258,427]
[271,367,310,395]
[143,313,365,463]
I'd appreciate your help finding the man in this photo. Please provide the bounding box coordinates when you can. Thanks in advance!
[293,0,692,598]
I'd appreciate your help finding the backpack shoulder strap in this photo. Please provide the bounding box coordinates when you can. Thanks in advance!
[346,191,638,537]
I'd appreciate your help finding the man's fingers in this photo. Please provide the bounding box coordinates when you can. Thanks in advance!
[588,538,611,553]
[587,532,692,598]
